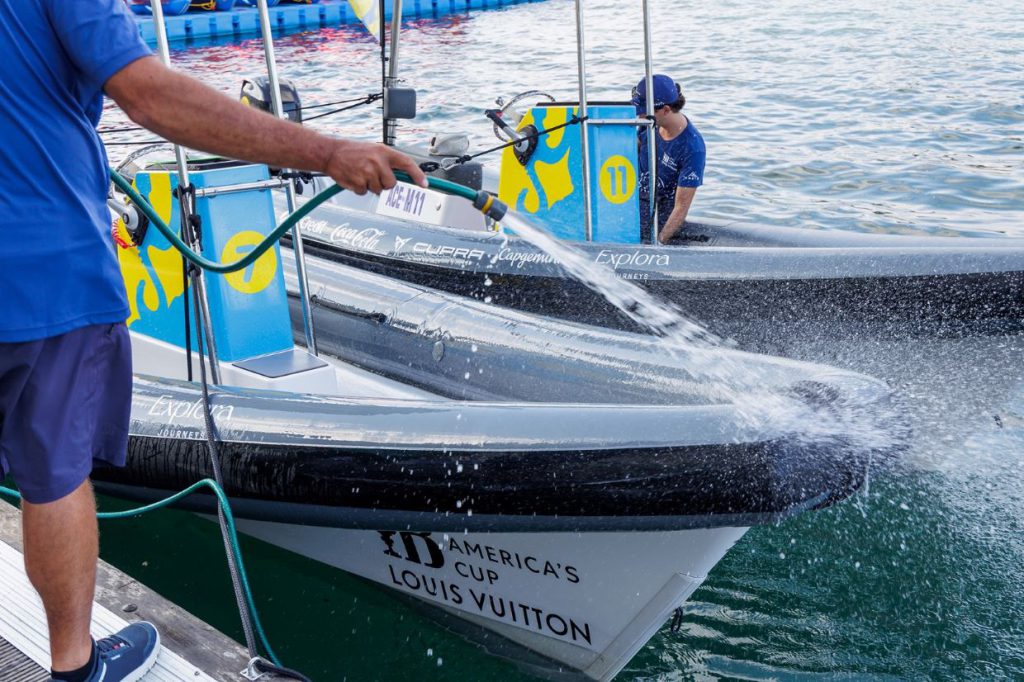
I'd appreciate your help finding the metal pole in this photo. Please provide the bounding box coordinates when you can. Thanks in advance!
[573,0,593,241]
[255,0,319,355]
[386,0,403,83]
[379,0,388,144]
[384,0,404,146]
[149,1,189,195]
[149,0,221,383]
[642,0,659,243]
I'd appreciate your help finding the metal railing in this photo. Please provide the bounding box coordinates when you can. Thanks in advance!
[148,0,221,382]
[572,0,661,244]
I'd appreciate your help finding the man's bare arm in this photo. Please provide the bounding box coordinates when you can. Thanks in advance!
[104,56,426,194]
[657,186,697,243]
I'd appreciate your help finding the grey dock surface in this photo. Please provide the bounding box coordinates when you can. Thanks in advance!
[0,501,249,681]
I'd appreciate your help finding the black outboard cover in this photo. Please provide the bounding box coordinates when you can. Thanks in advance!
[240,77,302,124]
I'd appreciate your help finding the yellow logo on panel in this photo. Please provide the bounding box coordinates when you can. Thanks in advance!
[221,231,277,295]
[598,155,636,205]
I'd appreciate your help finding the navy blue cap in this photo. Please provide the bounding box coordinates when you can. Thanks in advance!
[631,74,681,113]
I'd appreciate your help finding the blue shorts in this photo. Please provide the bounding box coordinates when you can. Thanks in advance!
[0,323,132,504]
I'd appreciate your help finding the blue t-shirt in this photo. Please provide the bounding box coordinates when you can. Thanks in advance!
[0,0,151,342]
[638,118,706,235]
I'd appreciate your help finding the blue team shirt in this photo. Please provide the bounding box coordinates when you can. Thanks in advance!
[0,0,151,342]
[638,118,706,235]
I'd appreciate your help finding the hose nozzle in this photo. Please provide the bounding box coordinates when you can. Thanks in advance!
[472,191,508,221]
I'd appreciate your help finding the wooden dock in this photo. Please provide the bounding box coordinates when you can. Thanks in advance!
[0,502,250,681]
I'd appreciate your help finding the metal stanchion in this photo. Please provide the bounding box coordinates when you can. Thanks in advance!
[573,0,594,241]
[255,0,319,355]
[642,0,659,243]
[149,0,221,383]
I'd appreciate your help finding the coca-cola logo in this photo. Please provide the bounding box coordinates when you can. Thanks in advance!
[329,226,386,250]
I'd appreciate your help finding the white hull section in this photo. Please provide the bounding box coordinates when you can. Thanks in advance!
[236,519,747,680]
[129,331,438,400]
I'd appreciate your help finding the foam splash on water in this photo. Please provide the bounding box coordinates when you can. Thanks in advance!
[498,213,785,398]
[498,215,727,350]
[497,212,899,450]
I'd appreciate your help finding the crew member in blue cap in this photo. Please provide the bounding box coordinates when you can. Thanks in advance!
[0,1,425,681]
[632,74,706,244]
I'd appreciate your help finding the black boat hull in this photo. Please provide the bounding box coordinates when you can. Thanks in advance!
[287,199,1024,345]
[93,372,899,532]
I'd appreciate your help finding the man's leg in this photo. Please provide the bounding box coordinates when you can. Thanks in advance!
[22,478,98,672]
[2,323,151,679]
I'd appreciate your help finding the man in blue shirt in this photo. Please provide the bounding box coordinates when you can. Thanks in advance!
[633,74,706,244]
[0,2,425,680]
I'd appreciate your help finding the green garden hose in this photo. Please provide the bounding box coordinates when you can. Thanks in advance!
[9,166,511,676]
[108,168,503,274]
[0,479,282,667]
